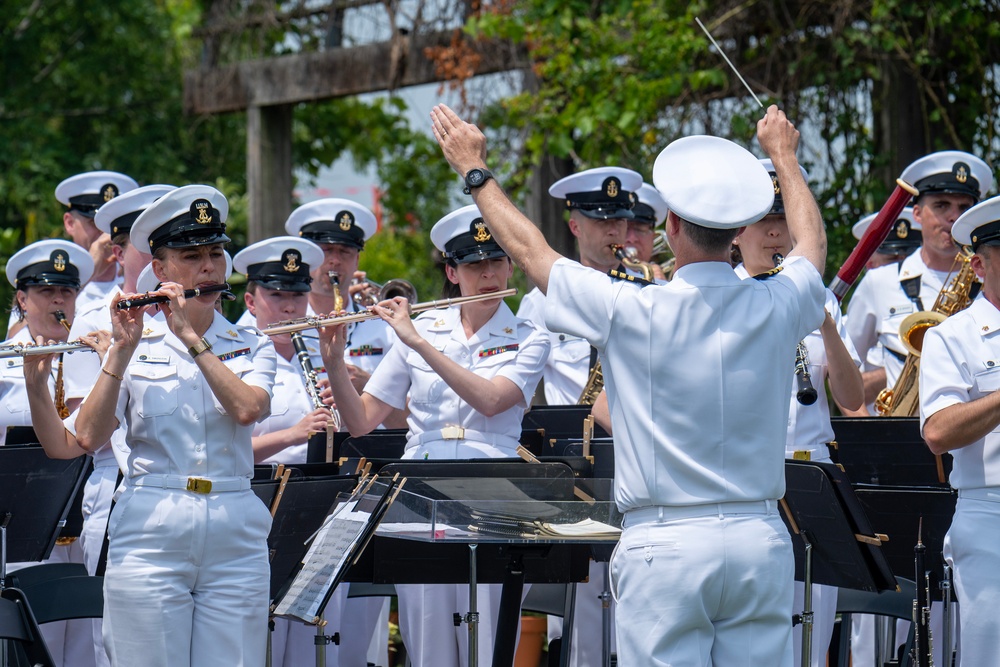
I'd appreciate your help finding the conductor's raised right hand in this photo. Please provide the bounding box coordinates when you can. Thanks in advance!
[756,105,800,161]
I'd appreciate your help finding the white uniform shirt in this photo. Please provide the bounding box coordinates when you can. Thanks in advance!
[252,337,325,465]
[0,327,57,446]
[517,287,590,405]
[846,250,950,387]
[76,277,121,318]
[74,312,277,480]
[736,266,862,458]
[920,295,1000,490]
[546,256,825,510]
[364,302,549,453]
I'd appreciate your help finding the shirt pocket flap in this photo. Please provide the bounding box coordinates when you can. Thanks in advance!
[130,364,177,380]
[223,356,255,376]
[975,366,1000,393]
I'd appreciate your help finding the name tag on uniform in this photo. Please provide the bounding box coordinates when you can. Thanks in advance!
[136,354,171,364]
[479,344,519,358]
[349,345,383,357]
[217,347,251,362]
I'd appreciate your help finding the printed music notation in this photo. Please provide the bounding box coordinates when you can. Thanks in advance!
[272,505,369,623]
[466,511,621,540]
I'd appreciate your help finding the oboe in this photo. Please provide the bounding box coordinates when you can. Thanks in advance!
[773,254,818,405]
[116,283,234,310]
[290,332,340,463]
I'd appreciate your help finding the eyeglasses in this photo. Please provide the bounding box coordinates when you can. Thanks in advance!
[626,222,655,236]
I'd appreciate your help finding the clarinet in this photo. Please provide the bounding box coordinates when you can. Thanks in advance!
[290,332,340,463]
[771,254,819,405]
[912,518,934,667]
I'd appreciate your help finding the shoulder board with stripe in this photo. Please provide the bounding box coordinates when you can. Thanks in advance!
[753,266,783,281]
[608,268,654,287]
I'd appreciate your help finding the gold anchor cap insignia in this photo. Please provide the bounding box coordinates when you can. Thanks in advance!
[283,250,300,273]
[605,178,619,198]
[896,220,908,239]
[771,174,781,195]
[52,251,67,272]
[338,211,354,231]
[954,162,969,184]
[192,199,213,224]
[472,220,492,243]
[101,183,119,202]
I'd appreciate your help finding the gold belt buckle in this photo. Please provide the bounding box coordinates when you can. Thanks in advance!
[792,450,811,461]
[186,477,213,494]
[440,425,466,440]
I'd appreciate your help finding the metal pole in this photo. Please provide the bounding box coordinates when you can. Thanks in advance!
[469,544,479,667]
[601,563,612,667]
[800,535,814,667]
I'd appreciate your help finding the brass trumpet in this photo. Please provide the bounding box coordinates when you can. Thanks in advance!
[352,278,417,308]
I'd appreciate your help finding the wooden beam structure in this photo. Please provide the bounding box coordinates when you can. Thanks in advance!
[184,31,518,115]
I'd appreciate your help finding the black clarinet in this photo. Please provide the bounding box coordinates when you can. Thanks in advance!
[116,283,234,310]
[773,254,818,405]
[912,518,934,667]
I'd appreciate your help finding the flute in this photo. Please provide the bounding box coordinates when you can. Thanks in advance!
[116,283,234,310]
[0,341,95,359]
[261,288,517,336]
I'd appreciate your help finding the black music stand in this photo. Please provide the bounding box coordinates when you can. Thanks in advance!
[850,485,956,602]
[270,474,401,667]
[781,461,897,667]
[0,447,88,666]
[831,417,951,486]
[357,461,594,667]
[521,406,609,440]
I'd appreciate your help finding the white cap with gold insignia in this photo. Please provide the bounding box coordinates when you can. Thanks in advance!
[431,205,508,264]
[55,171,139,217]
[6,239,95,289]
[285,198,378,250]
[233,236,324,292]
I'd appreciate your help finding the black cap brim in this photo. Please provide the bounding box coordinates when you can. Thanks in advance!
[574,207,635,221]
[451,247,508,264]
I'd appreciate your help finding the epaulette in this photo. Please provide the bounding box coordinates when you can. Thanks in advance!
[753,266,783,281]
[608,268,654,287]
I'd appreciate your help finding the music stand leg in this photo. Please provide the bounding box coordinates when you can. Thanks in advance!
[1,512,9,590]
[468,544,479,667]
[266,618,273,667]
[559,583,578,667]
[800,535,814,667]
[601,563,612,667]
[316,615,326,667]
[492,554,524,667]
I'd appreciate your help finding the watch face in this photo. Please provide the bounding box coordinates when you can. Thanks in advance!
[468,170,485,186]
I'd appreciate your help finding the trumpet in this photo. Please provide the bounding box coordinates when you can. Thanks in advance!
[613,245,655,282]
[352,278,418,308]
[261,289,517,336]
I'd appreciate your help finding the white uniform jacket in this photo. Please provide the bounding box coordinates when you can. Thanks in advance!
[546,257,825,510]
[364,301,549,455]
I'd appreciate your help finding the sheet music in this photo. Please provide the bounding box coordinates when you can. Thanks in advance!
[272,503,369,623]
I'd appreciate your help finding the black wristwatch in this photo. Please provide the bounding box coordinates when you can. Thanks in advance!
[463,168,495,195]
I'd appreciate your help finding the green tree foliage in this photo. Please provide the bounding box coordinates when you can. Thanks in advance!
[464,0,1000,283]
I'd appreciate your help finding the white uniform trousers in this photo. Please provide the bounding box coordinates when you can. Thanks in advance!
[79,462,119,667]
[945,495,998,665]
[397,583,525,667]
[103,486,271,667]
[611,506,794,667]
[791,582,836,667]
[546,569,616,667]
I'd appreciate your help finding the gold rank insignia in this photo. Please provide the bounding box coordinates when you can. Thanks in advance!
[606,178,619,198]
[102,183,119,202]
[52,251,67,272]
[752,266,783,280]
[473,220,491,243]
[339,211,354,231]
[955,162,969,184]
[283,250,300,273]
[434,318,446,327]
[771,175,780,195]
[142,328,154,336]
[504,327,513,334]
[896,220,908,238]
[227,329,238,337]
[193,199,213,224]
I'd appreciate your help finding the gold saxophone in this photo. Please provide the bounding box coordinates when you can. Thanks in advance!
[54,310,71,419]
[875,247,979,417]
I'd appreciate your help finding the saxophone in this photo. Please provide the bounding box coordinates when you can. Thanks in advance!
[875,247,979,417]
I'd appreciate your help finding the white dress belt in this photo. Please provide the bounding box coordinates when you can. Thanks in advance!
[128,474,251,494]
[410,426,520,451]
[623,499,776,527]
